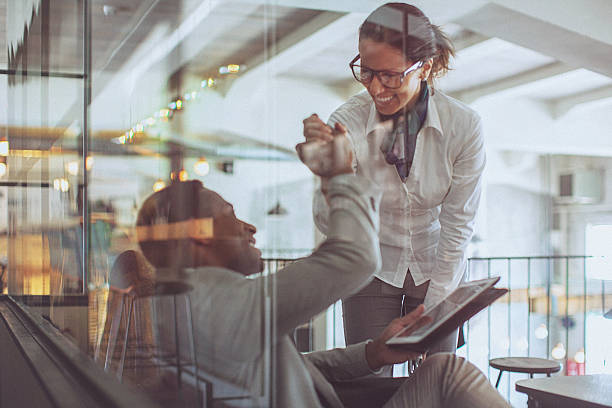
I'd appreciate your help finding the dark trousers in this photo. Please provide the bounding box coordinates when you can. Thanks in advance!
[342,274,458,377]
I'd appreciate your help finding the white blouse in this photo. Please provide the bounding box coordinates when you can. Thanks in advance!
[313,90,485,309]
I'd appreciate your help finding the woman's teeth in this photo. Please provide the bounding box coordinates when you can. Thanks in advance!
[376,95,394,104]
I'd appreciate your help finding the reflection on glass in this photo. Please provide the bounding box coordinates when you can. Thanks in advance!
[4,0,305,405]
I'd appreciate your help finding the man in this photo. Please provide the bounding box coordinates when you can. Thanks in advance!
[136,131,509,407]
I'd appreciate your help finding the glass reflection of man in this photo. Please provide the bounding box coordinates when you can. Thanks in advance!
[136,132,508,407]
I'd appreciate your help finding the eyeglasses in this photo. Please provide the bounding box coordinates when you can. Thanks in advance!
[349,55,423,89]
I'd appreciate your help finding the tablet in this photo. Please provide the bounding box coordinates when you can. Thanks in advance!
[386,277,507,352]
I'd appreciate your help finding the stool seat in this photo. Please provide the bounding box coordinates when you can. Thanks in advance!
[489,357,561,375]
[489,357,561,388]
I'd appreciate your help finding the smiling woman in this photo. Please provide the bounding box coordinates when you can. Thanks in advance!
[303,2,485,376]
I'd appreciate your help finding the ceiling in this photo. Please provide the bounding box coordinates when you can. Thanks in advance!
[3,0,612,159]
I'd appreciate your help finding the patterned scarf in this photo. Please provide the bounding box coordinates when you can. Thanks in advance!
[379,81,429,181]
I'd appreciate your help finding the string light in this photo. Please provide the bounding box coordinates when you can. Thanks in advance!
[66,161,79,176]
[53,178,70,192]
[551,343,566,360]
[153,179,166,192]
[574,348,585,364]
[219,64,245,74]
[178,169,188,181]
[535,324,548,339]
[193,157,210,176]
[0,141,8,156]
[517,336,529,351]
[86,156,94,171]
[116,66,245,146]
[202,77,215,88]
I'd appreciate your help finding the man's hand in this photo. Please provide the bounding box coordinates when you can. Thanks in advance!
[365,305,432,371]
[296,115,353,178]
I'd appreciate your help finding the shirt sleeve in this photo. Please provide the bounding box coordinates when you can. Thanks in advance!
[275,174,382,337]
[424,115,486,309]
[312,105,360,236]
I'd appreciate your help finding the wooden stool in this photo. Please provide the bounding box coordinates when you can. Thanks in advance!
[489,357,561,388]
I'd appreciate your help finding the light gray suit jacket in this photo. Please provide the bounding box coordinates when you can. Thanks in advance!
[184,174,382,407]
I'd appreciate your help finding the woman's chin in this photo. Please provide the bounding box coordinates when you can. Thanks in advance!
[376,106,399,116]
[375,101,401,116]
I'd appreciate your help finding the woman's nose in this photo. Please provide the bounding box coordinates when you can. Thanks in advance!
[368,74,385,94]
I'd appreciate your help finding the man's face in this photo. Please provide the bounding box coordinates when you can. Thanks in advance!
[200,189,263,275]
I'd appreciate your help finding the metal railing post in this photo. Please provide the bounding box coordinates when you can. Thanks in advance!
[527,257,531,357]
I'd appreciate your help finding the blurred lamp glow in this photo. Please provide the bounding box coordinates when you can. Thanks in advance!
[551,343,566,360]
[153,179,166,192]
[194,157,210,176]
[0,141,8,156]
[86,156,94,170]
[574,348,585,364]
[535,324,548,339]
[219,64,243,74]
[66,161,79,176]
[178,169,188,181]
[53,178,70,192]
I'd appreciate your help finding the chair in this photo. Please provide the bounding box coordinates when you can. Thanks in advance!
[489,357,561,388]
[98,251,256,407]
[97,251,199,392]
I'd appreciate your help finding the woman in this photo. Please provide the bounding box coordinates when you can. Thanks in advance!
[304,3,485,374]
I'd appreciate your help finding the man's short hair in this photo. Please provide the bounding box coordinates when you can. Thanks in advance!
[136,180,210,268]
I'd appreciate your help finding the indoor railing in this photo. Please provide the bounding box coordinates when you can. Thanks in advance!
[264,254,612,404]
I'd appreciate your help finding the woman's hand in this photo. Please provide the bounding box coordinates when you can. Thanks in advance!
[297,114,352,178]
[303,113,334,142]
[365,305,431,371]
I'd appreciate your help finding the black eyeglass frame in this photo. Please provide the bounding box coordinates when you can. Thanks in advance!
[349,54,423,89]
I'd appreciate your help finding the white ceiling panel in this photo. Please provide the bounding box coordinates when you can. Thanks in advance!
[526,69,612,101]
[439,38,555,93]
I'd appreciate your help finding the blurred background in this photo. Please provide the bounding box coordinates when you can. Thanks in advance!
[2,1,612,406]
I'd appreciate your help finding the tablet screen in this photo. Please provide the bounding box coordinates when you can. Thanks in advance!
[388,279,495,343]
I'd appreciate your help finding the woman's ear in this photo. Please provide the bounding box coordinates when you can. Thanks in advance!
[420,58,434,81]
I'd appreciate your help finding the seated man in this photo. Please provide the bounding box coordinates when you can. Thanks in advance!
[135,133,509,407]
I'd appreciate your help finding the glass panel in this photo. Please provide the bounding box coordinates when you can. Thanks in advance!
[5,0,87,355]
[5,0,612,407]
[88,0,288,405]
[0,0,6,71]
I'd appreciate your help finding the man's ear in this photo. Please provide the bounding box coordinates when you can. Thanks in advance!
[191,237,214,249]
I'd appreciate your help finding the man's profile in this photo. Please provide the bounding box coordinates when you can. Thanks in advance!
[134,134,509,407]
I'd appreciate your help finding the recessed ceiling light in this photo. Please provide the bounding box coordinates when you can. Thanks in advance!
[103,5,117,16]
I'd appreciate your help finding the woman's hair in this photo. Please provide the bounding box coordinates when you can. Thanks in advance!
[359,2,454,87]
